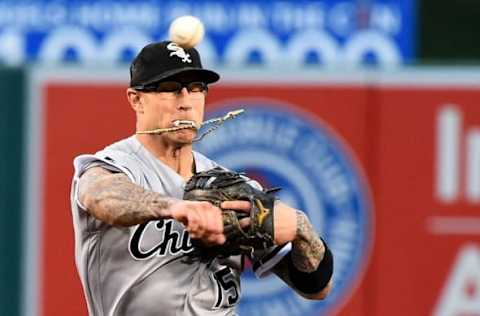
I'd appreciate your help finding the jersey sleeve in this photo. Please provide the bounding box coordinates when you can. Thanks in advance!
[250,242,292,278]
[238,174,293,278]
[72,149,144,211]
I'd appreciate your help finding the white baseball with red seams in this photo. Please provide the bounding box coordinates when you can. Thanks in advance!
[169,15,205,49]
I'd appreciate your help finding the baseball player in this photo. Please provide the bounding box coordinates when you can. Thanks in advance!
[71,41,333,316]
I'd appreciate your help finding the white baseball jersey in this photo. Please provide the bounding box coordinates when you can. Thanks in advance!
[71,135,291,316]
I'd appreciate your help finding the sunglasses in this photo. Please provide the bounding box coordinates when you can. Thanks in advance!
[134,81,208,95]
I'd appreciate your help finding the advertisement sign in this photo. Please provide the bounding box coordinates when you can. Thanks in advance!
[24,69,480,316]
[371,87,480,315]
[0,0,416,67]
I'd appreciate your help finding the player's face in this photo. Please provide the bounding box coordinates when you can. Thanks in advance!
[137,82,207,144]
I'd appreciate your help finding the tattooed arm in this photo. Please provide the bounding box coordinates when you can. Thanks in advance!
[78,167,174,225]
[272,203,333,300]
[77,166,225,244]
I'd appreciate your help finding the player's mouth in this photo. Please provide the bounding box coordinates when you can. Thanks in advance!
[171,119,199,130]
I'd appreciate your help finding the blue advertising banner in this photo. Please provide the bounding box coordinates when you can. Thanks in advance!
[0,0,415,67]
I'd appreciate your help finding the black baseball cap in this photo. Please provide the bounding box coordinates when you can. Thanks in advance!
[129,41,220,88]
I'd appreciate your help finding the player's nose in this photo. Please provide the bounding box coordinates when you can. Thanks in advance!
[177,88,193,111]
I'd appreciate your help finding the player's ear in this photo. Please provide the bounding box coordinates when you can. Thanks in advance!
[126,88,144,114]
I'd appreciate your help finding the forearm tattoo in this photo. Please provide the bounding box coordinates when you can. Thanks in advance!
[290,211,325,272]
[78,167,175,226]
[272,212,325,294]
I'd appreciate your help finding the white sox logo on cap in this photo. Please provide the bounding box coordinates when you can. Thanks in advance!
[129,40,219,87]
[167,42,192,63]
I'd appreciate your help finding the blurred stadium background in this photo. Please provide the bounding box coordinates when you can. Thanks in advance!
[1,0,479,315]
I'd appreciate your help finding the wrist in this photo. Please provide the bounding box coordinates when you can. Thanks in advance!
[150,196,178,218]
[273,201,298,245]
[286,241,333,295]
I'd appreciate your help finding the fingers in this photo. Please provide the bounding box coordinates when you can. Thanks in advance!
[205,233,226,245]
[203,203,223,234]
[238,217,251,229]
[170,200,253,246]
[187,209,203,239]
[221,200,251,213]
[172,201,225,245]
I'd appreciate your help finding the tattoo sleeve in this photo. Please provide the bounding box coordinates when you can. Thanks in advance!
[77,166,176,226]
[290,211,325,272]
[272,211,325,293]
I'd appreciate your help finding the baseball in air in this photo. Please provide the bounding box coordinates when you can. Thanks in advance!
[169,16,205,49]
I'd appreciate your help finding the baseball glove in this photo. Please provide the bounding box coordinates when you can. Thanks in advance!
[183,167,279,259]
